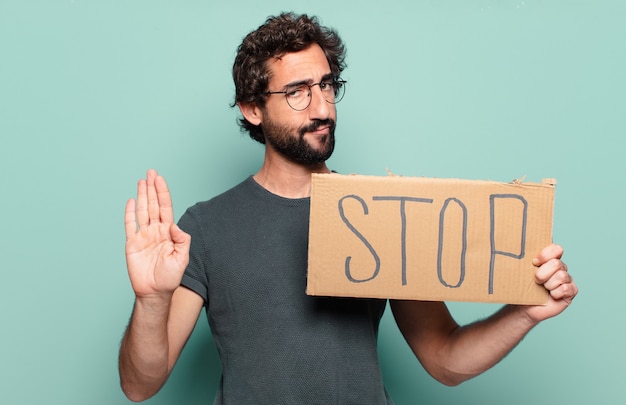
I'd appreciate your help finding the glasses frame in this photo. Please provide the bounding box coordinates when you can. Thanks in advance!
[263,78,346,111]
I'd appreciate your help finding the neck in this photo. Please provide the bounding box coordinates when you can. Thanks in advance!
[253,148,330,198]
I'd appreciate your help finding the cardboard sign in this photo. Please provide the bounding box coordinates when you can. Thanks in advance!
[306,173,556,305]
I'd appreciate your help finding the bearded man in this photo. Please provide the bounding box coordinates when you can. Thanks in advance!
[119,13,577,404]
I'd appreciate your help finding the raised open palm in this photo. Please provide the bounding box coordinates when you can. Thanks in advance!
[124,170,190,298]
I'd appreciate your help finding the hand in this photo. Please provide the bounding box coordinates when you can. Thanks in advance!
[524,244,578,322]
[124,170,191,299]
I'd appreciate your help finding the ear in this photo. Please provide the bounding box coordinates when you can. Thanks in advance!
[238,102,264,126]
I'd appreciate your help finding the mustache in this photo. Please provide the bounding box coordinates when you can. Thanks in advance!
[299,119,335,136]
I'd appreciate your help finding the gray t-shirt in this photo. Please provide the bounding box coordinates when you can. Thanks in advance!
[178,176,393,404]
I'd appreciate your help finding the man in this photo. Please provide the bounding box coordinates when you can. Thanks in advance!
[119,13,577,404]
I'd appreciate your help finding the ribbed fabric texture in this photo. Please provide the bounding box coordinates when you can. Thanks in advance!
[178,176,393,405]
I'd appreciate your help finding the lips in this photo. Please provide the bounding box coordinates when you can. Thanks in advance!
[309,125,329,135]
[300,119,334,137]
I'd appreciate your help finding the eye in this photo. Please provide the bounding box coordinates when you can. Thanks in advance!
[319,81,333,91]
[286,85,308,99]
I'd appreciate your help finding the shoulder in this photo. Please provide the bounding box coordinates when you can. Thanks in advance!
[184,176,255,215]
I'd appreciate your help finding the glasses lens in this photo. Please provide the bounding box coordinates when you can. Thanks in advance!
[286,98,309,111]
[331,80,345,104]
[283,80,346,110]
[286,86,310,111]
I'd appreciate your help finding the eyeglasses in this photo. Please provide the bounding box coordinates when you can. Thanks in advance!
[264,78,346,111]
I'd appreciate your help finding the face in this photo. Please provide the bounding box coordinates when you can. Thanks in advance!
[259,44,337,165]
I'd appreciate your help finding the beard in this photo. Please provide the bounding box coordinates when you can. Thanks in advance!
[261,117,336,166]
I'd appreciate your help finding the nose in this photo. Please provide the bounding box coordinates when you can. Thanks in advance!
[308,85,332,120]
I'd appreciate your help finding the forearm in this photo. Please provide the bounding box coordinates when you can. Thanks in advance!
[395,244,576,387]
[119,296,173,402]
[436,304,537,385]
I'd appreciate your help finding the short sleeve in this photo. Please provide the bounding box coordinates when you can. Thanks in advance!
[177,206,209,303]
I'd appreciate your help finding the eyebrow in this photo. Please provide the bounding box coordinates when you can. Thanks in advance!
[282,72,335,89]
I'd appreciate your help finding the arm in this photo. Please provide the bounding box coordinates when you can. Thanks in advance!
[118,170,202,402]
[391,244,577,386]
[119,287,203,401]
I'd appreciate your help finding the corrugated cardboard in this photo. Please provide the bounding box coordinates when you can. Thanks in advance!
[306,173,556,305]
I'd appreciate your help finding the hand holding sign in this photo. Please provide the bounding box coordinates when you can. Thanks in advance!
[527,244,577,321]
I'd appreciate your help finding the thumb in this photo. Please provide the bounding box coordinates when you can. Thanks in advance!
[532,243,564,267]
[170,223,191,250]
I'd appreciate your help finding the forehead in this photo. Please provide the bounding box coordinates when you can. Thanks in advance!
[266,43,331,86]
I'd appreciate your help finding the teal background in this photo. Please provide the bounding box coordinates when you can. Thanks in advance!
[1,0,624,404]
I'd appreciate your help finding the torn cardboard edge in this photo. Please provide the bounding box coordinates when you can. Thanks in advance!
[306,173,555,305]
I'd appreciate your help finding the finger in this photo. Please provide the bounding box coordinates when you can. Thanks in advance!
[170,223,191,251]
[548,275,578,301]
[155,175,174,224]
[541,267,572,292]
[124,198,137,239]
[146,169,160,224]
[535,257,568,284]
[136,178,149,228]
[170,223,191,267]
[532,243,564,267]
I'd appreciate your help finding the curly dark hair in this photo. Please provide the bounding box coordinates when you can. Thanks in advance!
[232,12,346,143]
